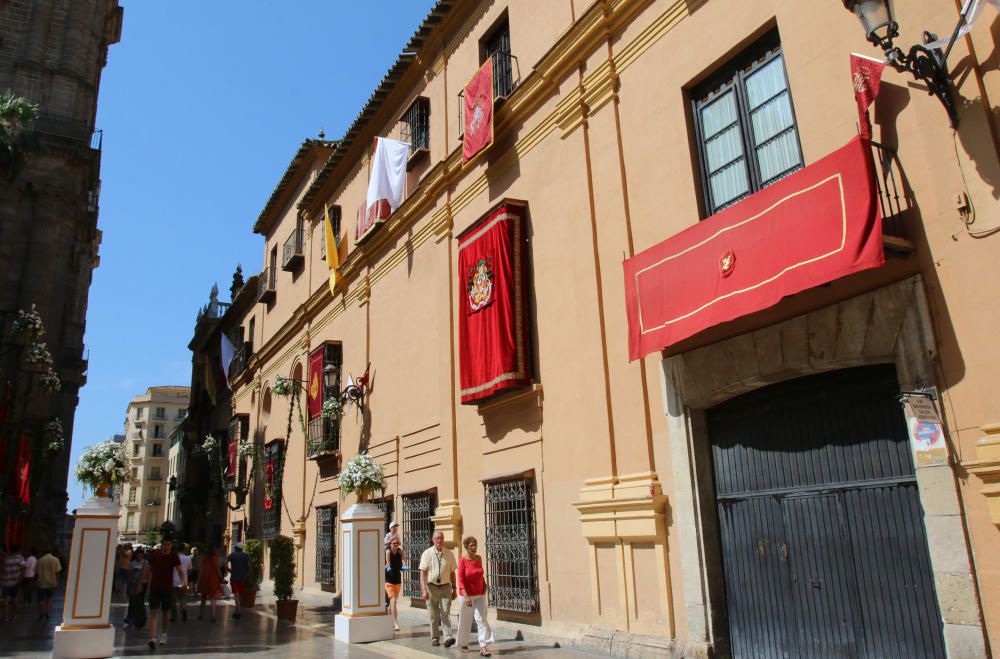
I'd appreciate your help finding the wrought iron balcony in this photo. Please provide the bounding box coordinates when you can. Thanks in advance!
[281,229,305,271]
[229,342,253,379]
[307,417,340,459]
[870,141,910,248]
[257,267,276,303]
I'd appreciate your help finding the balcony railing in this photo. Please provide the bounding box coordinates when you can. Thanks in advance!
[148,474,163,481]
[257,267,276,303]
[307,417,340,458]
[145,500,161,507]
[870,141,908,244]
[229,342,253,379]
[281,229,305,271]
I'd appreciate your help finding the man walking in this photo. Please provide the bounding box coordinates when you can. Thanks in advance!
[21,548,37,607]
[34,547,61,620]
[171,544,192,623]
[146,535,182,649]
[419,530,457,648]
[225,541,250,619]
[1,544,25,622]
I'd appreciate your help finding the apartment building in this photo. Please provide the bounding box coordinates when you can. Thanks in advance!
[118,386,189,544]
[211,1,1000,656]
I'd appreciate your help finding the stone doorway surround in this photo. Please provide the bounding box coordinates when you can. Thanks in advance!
[659,275,987,658]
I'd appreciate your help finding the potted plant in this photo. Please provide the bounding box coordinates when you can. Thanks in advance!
[244,539,264,607]
[338,451,386,503]
[270,535,298,620]
[74,439,129,497]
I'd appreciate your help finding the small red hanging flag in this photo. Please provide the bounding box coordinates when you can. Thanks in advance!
[15,433,31,505]
[308,346,324,420]
[226,439,237,478]
[851,53,885,139]
[463,58,495,163]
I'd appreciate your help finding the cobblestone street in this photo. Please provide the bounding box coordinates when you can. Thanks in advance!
[2,585,594,658]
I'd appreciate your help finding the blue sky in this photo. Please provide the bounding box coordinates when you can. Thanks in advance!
[68,1,436,511]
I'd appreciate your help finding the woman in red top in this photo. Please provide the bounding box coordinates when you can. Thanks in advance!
[456,536,494,656]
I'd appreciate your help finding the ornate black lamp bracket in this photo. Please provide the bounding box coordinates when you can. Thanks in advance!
[878,32,959,128]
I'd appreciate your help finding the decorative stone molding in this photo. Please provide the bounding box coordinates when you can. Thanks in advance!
[573,472,668,542]
[429,499,463,548]
[293,518,307,550]
[966,424,1000,527]
[573,472,673,636]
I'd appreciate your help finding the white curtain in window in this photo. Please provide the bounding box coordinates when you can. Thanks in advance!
[701,91,749,209]
[746,57,800,183]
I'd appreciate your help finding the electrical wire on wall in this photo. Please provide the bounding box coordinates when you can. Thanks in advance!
[952,130,1000,238]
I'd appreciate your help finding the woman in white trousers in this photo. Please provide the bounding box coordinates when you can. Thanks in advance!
[456,536,494,656]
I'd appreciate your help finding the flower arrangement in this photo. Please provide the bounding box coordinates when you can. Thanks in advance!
[45,418,65,454]
[12,305,44,336]
[74,440,129,491]
[40,368,61,393]
[321,396,343,420]
[237,440,255,459]
[201,434,218,456]
[271,376,292,396]
[338,451,385,500]
[26,341,53,367]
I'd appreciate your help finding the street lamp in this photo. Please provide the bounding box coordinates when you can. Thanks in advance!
[842,0,960,127]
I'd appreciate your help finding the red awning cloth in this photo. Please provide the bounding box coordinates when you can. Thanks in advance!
[624,136,884,361]
[458,200,532,404]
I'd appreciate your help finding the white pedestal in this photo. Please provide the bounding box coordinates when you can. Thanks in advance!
[333,502,394,644]
[52,493,119,659]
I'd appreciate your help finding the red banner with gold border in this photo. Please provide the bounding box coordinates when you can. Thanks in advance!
[308,346,324,420]
[463,58,494,163]
[263,456,275,510]
[624,136,884,360]
[226,439,237,478]
[458,201,531,404]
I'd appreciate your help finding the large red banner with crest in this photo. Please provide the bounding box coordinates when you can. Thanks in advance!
[624,136,884,360]
[463,58,494,163]
[263,456,275,510]
[308,346,324,420]
[458,201,531,404]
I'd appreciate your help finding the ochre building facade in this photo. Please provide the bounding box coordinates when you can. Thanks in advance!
[213,1,1000,656]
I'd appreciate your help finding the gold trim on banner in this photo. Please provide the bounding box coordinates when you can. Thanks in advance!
[635,173,847,334]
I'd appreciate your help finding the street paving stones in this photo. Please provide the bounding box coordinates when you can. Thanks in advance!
[0,586,595,658]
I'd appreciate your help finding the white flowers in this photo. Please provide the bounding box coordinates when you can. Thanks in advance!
[12,305,44,336]
[40,368,61,392]
[26,341,53,367]
[201,434,218,455]
[321,396,343,420]
[237,440,255,459]
[44,419,65,454]
[74,440,129,490]
[271,377,292,396]
[338,451,386,496]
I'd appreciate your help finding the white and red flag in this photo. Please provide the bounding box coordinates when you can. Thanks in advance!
[851,53,885,139]
[463,58,494,163]
[358,136,408,242]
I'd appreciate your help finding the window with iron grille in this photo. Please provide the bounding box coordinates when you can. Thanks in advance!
[261,441,282,540]
[402,493,435,598]
[315,506,337,587]
[484,478,538,613]
[484,19,514,99]
[401,97,430,157]
[308,344,341,456]
[692,31,802,216]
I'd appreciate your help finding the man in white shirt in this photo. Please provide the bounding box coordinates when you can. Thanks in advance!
[419,531,458,648]
[21,548,37,606]
[171,544,192,622]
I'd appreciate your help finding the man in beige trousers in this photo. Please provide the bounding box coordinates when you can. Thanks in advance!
[419,530,458,647]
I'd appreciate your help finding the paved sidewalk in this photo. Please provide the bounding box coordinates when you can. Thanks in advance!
[0,583,598,658]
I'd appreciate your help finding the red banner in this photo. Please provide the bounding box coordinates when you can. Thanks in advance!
[851,54,885,139]
[15,433,31,504]
[458,201,531,404]
[0,382,10,475]
[463,58,494,163]
[263,457,275,510]
[308,346,324,420]
[226,439,237,478]
[624,136,884,360]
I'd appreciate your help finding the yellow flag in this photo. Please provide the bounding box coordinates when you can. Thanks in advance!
[203,358,217,406]
[324,203,341,294]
